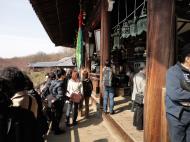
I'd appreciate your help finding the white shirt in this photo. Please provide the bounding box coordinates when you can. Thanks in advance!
[66,79,83,98]
[131,71,146,101]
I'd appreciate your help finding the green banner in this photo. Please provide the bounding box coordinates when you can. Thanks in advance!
[76,27,83,69]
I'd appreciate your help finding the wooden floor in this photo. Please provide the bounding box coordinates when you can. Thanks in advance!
[46,95,144,142]
[46,102,116,142]
[110,96,143,142]
[92,94,143,142]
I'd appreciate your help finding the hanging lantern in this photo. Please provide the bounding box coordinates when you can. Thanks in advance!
[112,25,120,49]
[129,19,137,37]
[137,16,147,35]
[111,25,121,49]
[121,21,130,38]
[137,1,147,35]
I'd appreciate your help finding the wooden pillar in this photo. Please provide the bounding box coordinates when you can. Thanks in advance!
[144,0,175,142]
[100,0,111,106]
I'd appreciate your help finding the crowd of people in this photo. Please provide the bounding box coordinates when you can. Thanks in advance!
[102,59,146,130]
[0,67,93,142]
[0,58,148,142]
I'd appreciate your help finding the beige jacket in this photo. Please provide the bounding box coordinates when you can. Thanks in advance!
[11,91,38,118]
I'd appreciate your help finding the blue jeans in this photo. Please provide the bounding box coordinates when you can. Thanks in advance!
[167,110,190,142]
[66,102,79,123]
[103,86,114,113]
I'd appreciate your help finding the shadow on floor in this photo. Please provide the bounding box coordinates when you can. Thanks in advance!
[93,138,109,142]
[77,111,103,128]
[113,96,132,114]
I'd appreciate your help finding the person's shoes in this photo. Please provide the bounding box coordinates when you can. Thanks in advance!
[54,129,65,135]
[72,121,78,126]
[110,111,115,115]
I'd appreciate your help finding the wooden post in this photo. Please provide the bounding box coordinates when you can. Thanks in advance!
[161,88,170,142]
[100,0,111,106]
[144,0,175,142]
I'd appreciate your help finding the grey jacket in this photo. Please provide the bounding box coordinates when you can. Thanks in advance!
[166,62,190,118]
[49,80,68,100]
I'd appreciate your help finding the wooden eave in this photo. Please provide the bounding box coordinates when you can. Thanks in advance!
[29,0,80,47]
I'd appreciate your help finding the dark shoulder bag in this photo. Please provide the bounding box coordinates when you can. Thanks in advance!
[134,76,144,105]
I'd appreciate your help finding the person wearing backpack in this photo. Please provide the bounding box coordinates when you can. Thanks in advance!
[82,70,93,117]
[0,77,13,142]
[24,74,48,141]
[0,67,42,142]
[102,60,115,114]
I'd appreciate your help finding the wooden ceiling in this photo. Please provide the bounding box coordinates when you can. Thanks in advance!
[29,0,80,47]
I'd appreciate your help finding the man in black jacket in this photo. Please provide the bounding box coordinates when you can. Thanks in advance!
[166,43,190,142]
[50,68,69,135]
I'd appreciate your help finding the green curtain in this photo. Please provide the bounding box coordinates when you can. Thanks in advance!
[76,27,83,69]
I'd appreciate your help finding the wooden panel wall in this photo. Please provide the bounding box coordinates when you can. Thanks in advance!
[144,0,175,142]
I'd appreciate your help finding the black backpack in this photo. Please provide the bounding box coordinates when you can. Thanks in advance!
[7,107,42,142]
[82,79,93,97]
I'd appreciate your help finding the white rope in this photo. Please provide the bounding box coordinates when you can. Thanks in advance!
[141,0,146,15]
[112,2,144,29]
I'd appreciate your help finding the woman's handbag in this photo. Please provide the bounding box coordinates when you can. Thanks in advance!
[70,92,83,103]
[134,76,144,105]
[134,93,144,105]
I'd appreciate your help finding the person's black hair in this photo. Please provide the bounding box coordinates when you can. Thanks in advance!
[0,77,13,108]
[0,67,26,93]
[55,68,66,79]
[179,43,190,63]
[23,74,34,90]
[49,72,56,80]
[105,60,110,67]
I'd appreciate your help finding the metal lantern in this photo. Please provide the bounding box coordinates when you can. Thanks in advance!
[137,3,147,35]
[129,19,137,37]
[112,25,120,49]
[137,16,147,35]
[121,21,130,38]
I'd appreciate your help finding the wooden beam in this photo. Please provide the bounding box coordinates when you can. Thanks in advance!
[144,0,175,142]
[100,0,111,106]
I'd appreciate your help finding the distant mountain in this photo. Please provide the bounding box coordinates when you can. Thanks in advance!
[0,49,75,70]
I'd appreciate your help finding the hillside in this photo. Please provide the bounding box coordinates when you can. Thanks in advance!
[0,48,75,70]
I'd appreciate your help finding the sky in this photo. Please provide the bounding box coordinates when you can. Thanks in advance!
[0,0,64,58]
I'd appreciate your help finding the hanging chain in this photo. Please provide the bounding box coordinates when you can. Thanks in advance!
[125,0,127,18]
[118,0,120,25]
[134,0,137,21]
